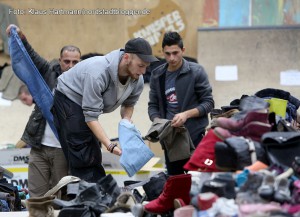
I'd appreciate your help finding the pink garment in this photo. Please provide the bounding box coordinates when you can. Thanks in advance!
[282,203,300,214]
[239,202,281,216]
[174,205,195,217]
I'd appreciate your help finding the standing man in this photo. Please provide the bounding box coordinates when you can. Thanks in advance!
[52,38,158,182]
[148,32,214,175]
[6,24,81,197]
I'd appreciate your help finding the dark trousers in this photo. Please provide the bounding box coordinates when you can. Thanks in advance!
[164,132,204,175]
[52,90,105,182]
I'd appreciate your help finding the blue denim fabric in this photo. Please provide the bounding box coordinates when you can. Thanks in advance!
[118,119,154,177]
[0,199,10,212]
[8,27,58,139]
[286,102,297,122]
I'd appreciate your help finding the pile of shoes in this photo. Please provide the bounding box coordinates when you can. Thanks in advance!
[0,168,23,212]
[25,174,133,217]
[22,165,300,217]
[205,89,300,172]
[22,88,300,217]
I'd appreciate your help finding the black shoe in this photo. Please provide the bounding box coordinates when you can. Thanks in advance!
[124,180,142,186]
[142,172,168,201]
[213,173,236,199]
[58,205,89,217]
[201,180,227,198]
[97,174,121,207]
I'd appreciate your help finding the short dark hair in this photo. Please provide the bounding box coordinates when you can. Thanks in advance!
[81,52,103,60]
[162,32,184,49]
[60,45,81,57]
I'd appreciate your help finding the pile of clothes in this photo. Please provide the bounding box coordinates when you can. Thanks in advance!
[15,88,300,216]
[0,167,25,212]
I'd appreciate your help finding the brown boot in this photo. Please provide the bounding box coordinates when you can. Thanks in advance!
[26,195,55,217]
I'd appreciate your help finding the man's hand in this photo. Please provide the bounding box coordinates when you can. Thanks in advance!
[6,24,23,38]
[120,105,134,122]
[112,145,122,156]
[171,112,188,127]
[171,108,200,127]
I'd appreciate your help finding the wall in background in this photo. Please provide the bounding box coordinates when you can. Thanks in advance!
[0,0,203,63]
[203,0,300,27]
[198,26,300,109]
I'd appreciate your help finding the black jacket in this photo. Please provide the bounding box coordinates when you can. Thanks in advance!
[20,39,62,148]
[148,59,214,144]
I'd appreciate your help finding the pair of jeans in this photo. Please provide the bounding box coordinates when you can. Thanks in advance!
[52,90,105,182]
[8,27,58,139]
[118,119,154,177]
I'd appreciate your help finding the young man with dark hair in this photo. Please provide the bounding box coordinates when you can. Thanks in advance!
[148,31,214,175]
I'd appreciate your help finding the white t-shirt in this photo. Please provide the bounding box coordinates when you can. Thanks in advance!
[41,122,61,148]
[117,78,130,101]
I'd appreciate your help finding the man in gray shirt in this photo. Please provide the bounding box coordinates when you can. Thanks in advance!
[52,38,158,182]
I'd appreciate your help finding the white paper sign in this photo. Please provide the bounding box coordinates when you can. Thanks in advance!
[280,70,300,86]
[215,65,238,81]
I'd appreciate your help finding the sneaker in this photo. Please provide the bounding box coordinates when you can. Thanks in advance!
[273,178,291,204]
[258,174,275,200]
